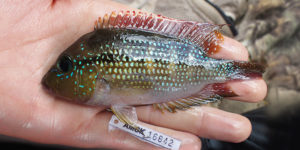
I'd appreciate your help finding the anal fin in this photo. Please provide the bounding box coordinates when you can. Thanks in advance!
[153,95,222,113]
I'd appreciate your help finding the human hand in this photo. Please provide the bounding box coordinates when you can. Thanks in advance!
[0,0,267,149]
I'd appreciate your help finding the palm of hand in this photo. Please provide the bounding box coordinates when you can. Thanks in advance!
[0,0,117,147]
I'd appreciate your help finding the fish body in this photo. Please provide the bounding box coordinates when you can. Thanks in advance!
[42,11,264,124]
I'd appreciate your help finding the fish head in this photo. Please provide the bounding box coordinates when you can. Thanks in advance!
[42,33,100,103]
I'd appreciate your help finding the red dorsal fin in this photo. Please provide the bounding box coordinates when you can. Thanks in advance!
[94,11,226,55]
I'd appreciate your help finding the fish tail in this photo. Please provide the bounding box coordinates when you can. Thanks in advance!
[225,61,265,80]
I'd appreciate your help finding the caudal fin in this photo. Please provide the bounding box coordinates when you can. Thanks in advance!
[225,61,265,80]
[197,61,264,99]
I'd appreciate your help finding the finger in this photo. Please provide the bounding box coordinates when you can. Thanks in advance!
[208,37,267,102]
[77,112,202,150]
[68,112,201,150]
[137,106,251,143]
[55,111,201,150]
[227,79,267,102]
[137,120,202,150]
[0,95,200,150]
[212,36,249,61]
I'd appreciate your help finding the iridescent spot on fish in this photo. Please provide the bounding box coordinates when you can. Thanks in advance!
[56,73,64,77]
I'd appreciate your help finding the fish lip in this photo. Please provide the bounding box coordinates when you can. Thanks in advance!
[41,78,52,93]
[41,75,56,95]
[42,82,50,91]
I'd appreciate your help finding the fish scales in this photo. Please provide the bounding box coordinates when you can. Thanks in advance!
[69,29,229,105]
[42,11,264,125]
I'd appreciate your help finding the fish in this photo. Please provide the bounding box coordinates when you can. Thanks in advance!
[42,11,264,126]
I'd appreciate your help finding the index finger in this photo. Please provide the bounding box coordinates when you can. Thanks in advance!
[214,36,249,61]
[208,36,267,102]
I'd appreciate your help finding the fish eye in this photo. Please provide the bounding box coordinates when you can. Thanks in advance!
[57,55,73,73]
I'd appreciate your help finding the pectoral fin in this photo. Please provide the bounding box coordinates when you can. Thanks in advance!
[111,105,138,127]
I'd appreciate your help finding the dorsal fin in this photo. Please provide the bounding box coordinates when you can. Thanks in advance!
[94,11,226,55]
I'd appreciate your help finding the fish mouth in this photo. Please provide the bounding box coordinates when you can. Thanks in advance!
[42,77,52,94]
[42,80,51,92]
[41,74,56,95]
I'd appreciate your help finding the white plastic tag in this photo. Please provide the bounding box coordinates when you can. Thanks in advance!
[109,115,181,150]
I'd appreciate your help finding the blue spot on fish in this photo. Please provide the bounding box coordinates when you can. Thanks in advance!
[56,73,64,77]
